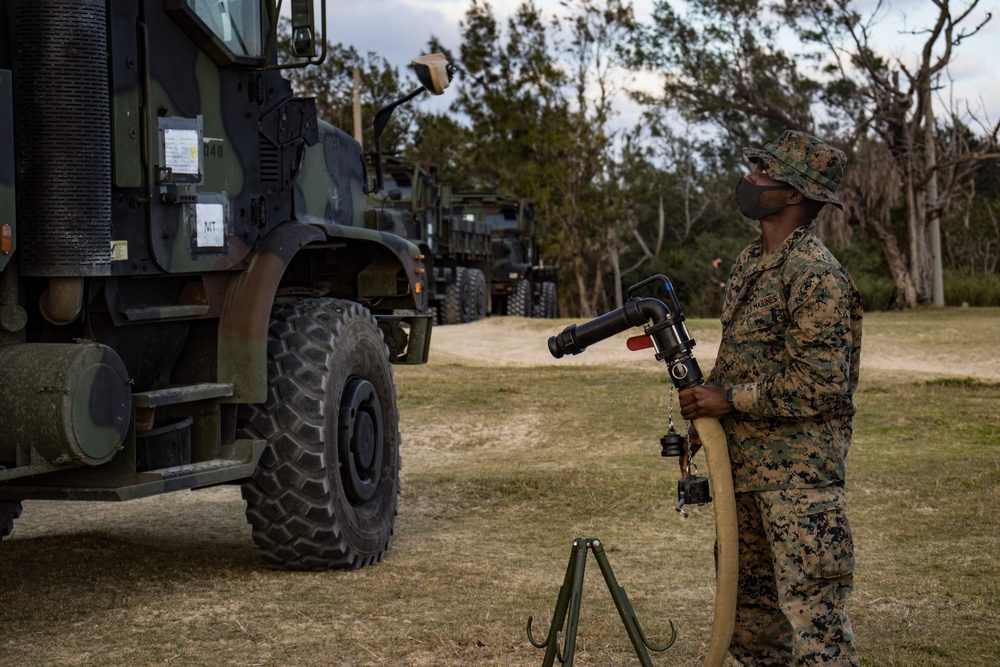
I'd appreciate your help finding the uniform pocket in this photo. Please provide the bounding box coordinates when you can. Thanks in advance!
[733,306,787,348]
[793,486,855,579]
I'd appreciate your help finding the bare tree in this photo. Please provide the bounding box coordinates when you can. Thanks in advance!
[554,0,637,316]
[799,0,999,307]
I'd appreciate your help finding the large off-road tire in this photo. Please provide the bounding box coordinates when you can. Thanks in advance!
[468,268,488,321]
[239,298,400,571]
[441,267,474,324]
[508,278,533,318]
[0,501,22,540]
[536,280,559,318]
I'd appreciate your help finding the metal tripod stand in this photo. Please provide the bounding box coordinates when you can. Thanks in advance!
[527,537,676,666]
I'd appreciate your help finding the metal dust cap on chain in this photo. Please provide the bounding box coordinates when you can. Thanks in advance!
[744,130,847,210]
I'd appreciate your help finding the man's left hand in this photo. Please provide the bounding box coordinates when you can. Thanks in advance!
[679,385,732,420]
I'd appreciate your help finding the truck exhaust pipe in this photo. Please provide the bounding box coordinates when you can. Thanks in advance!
[39,277,84,326]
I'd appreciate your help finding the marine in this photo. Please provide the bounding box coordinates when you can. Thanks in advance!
[680,130,863,665]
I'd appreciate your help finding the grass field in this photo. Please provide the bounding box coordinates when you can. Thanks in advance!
[1,309,998,666]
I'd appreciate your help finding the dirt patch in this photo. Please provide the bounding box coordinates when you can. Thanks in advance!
[860,334,1000,380]
[429,316,1000,381]
[428,316,720,370]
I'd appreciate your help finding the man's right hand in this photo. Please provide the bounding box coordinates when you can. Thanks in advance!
[679,384,732,420]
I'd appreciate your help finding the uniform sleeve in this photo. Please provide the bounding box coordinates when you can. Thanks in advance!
[730,266,857,419]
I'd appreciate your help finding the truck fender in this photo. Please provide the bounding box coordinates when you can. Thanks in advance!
[219,221,429,402]
[218,221,325,403]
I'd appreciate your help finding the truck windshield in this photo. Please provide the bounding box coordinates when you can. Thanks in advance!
[485,209,519,231]
[186,0,262,57]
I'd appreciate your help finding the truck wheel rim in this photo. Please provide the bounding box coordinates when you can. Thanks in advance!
[339,377,383,504]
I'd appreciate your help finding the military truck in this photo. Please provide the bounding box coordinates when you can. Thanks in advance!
[371,159,491,324]
[0,0,451,570]
[370,160,558,323]
[450,192,559,319]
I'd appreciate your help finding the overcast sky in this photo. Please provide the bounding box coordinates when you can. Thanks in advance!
[326,0,1000,131]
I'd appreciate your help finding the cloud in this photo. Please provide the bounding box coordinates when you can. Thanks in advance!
[324,0,465,65]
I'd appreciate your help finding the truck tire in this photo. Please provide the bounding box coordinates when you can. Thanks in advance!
[509,278,533,318]
[239,298,400,570]
[0,501,21,540]
[468,268,488,321]
[442,267,474,324]
[537,280,559,318]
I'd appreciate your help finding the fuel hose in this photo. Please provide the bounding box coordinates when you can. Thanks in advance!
[692,415,737,667]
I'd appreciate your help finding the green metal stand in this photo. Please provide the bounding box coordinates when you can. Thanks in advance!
[527,537,676,666]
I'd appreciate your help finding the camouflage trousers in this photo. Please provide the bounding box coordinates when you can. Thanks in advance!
[729,486,859,666]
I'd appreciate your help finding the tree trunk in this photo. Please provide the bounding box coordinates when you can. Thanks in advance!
[841,139,918,310]
[923,89,945,305]
[573,253,591,318]
[609,226,623,308]
[866,217,918,309]
[903,163,923,298]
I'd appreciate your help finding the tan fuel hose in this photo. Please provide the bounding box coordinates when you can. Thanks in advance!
[692,416,738,667]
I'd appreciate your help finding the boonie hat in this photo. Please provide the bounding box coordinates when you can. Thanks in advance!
[744,130,846,210]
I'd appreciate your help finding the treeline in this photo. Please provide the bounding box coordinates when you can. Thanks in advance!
[287,0,1000,317]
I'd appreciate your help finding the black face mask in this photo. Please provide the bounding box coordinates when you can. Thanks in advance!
[736,179,794,220]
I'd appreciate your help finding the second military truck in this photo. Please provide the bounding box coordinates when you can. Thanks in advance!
[370,159,559,323]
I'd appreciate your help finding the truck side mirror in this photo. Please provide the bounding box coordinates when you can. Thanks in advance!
[364,54,455,194]
[412,54,453,95]
[291,0,317,57]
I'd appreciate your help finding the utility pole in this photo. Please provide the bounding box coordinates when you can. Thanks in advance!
[352,68,362,144]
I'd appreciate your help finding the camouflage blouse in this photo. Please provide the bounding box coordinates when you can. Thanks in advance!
[709,224,863,492]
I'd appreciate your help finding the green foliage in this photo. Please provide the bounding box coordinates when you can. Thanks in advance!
[829,236,895,311]
[409,111,474,180]
[825,234,1000,312]
[823,239,1000,312]
[439,0,569,195]
[943,270,1000,307]
[942,156,1000,275]
[851,274,896,312]
[829,235,890,278]
[635,229,753,318]
[623,0,822,144]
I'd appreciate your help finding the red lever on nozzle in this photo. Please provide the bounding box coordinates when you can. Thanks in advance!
[626,335,653,351]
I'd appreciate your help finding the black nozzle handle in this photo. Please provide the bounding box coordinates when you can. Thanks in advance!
[548,307,627,358]
[548,298,671,358]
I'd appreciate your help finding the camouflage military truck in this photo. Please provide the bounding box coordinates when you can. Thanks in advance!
[369,159,492,324]
[450,192,559,319]
[369,162,558,322]
[0,0,451,570]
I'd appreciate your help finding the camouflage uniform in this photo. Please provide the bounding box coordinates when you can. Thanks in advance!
[709,131,863,666]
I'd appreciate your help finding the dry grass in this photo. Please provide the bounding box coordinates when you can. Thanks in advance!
[1,308,998,666]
